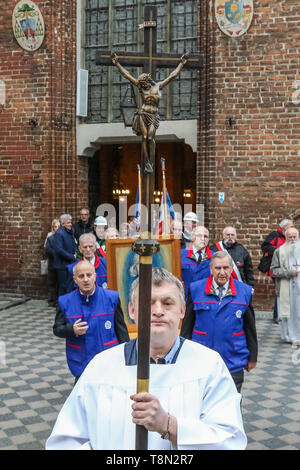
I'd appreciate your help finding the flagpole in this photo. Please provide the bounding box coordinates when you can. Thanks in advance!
[161,157,169,235]
[137,164,142,229]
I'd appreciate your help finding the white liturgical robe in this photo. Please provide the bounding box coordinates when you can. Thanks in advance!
[46,339,247,450]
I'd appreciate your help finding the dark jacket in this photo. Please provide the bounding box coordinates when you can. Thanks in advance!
[210,241,255,286]
[45,234,56,270]
[261,227,286,278]
[73,220,93,243]
[52,226,77,270]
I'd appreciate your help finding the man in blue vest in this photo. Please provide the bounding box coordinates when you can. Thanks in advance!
[53,260,129,382]
[181,251,257,392]
[67,233,107,290]
[46,268,247,450]
[181,225,214,301]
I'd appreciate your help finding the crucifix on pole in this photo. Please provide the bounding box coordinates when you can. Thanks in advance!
[96,5,203,450]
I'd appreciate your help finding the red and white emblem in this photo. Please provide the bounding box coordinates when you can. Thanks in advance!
[215,0,254,38]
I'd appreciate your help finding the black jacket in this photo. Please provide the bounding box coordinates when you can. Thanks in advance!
[73,220,93,243]
[45,234,56,269]
[261,228,285,255]
[210,241,255,286]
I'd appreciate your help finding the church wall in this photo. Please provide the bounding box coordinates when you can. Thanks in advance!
[198,0,300,310]
[0,0,87,297]
[1,0,299,309]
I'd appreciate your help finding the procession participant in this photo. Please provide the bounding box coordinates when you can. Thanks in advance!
[73,208,93,243]
[182,211,199,247]
[93,216,107,257]
[181,251,257,393]
[181,225,213,300]
[170,219,185,248]
[210,226,253,284]
[46,268,247,450]
[53,261,129,382]
[52,214,77,296]
[67,233,107,289]
[261,219,294,323]
[270,227,300,348]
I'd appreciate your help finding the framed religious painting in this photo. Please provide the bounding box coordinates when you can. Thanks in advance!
[106,236,182,337]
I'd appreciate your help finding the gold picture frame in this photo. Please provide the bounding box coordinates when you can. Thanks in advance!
[106,236,182,335]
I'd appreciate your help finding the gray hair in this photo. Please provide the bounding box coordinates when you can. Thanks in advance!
[210,250,233,267]
[129,268,185,308]
[59,213,72,224]
[279,219,293,229]
[79,232,96,246]
[105,227,119,238]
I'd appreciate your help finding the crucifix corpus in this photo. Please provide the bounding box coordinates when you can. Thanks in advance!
[97,5,203,450]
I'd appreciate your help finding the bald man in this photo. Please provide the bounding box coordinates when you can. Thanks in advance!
[53,260,129,381]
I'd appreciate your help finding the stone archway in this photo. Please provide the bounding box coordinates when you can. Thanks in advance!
[86,138,196,227]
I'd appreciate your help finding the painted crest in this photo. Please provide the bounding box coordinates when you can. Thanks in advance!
[12,1,45,51]
[215,0,253,38]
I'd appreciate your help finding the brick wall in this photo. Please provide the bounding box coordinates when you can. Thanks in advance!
[197,0,300,310]
[0,0,88,297]
[1,0,299,307]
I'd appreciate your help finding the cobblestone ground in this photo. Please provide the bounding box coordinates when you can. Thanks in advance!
[0,296,299,450]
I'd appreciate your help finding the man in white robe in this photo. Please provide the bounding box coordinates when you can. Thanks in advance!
[46,268,247,450]
[271,227,300,347]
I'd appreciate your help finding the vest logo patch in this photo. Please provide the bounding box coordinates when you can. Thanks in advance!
[105,320,112,330]
[236,310,242,318]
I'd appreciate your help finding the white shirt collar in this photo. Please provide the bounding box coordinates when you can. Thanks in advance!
[83,256,96,266]
[192,246,205,259]
[212,278,229,294]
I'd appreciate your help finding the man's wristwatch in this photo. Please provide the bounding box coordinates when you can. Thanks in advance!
[161,413,170,440]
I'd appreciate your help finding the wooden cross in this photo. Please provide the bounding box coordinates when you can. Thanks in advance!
[96,5,203,451]
[96,5,203,77]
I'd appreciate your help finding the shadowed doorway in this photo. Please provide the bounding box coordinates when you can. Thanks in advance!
[88,141,196,226]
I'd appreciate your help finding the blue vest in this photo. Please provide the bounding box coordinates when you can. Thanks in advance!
[190,276,252,373]
[59,286,119,377]
[181,246,213,300]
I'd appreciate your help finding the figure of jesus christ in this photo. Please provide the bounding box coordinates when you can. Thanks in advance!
[111,52,189,173]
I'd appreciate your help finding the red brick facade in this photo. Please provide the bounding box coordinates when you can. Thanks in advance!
[1,1,300,310]
[0,1,88,296]
[197,0,300,310]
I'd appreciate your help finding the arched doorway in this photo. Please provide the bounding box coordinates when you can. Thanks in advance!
[88,139,196,227]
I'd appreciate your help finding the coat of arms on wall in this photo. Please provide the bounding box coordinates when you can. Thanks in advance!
[12,1,45,51]
[215,0,253,37]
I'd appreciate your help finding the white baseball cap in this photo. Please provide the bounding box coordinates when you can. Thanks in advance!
[94,216,107,226]
[183,212,199,223]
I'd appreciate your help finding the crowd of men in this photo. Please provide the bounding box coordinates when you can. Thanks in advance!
[44,209,300,450]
